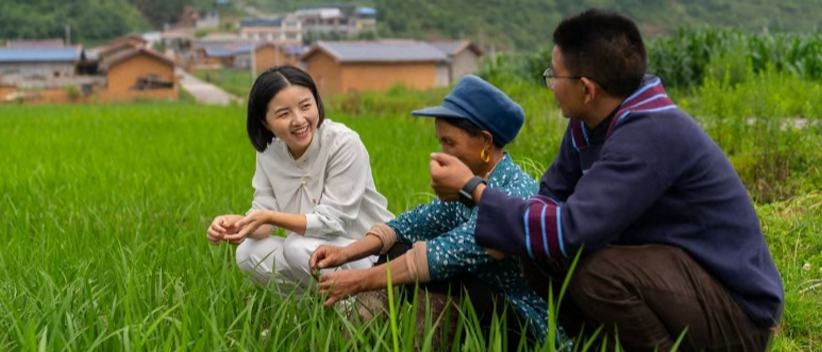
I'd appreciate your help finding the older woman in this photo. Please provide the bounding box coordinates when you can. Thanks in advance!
[309,75,566,346]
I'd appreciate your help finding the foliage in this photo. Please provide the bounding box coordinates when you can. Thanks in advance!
[648,29,822,88]
[374,0,822,51]
[480,28,822,90]
[131,0,222,28]
[3,1,822,49]
[0,0,147,43]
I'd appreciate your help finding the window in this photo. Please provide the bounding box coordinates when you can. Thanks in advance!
[132,74,173,90]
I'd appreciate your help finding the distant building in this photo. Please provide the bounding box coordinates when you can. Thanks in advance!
[160,30,195,53]
[96,35,148,62]
[142,32,163,49]
[429,40,483,84]
[97,47,177,101]
[0,46,83,83]
[297,7,347,35]
[240,16,302,45]
[301,40,449,96]
[196,11,221,29]
[199,32,240,42]
[194,41,304,72]
[296,6,376,38]
[351,7,377,32]
[159,29,196,67]
[0,35,177,104]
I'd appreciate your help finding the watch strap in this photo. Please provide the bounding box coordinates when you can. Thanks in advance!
[459,176,486,206]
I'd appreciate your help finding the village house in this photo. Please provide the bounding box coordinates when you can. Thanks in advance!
[0,45,101,103]
[96,47,177,102]
[0,35,178,104]
[159,29,196,67]
[239,16,302,46]
[429,40,484,84]
[0,46,82,81]
[194,41,303,73]
[301,40,449,96]
[296,6,377,38]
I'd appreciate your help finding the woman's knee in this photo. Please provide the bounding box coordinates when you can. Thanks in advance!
[282,235,315,272]
[235,239,257,273]
[235,237,280,274]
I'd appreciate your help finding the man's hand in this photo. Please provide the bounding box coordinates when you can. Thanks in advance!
[429,153,474,201]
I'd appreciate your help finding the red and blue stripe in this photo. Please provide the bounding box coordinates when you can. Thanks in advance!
[523,195,567,260]
[606,77,677,138]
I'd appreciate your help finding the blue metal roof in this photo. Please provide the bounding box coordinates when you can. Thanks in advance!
[200,42,257,58]
[282,45,307,56]
[241,17,283,27]
[0,47,81,63]
[356,7,378,16]
[308,41,448,63]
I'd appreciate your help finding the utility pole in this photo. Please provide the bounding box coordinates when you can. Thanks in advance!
[65,24,71,45]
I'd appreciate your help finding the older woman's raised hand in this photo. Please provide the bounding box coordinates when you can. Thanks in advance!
[430,152,475,201]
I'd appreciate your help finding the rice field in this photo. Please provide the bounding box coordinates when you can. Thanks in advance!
[0,74,820,350]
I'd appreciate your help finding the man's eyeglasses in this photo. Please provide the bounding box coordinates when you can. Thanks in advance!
[542,67,580,88]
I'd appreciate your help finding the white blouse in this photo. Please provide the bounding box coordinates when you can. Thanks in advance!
[249,119,394,240]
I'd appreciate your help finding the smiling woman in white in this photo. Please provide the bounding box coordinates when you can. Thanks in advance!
[206,66,393,292]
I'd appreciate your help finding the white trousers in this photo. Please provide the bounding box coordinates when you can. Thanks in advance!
[235,234,375,294]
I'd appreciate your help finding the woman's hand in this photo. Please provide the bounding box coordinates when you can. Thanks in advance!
[318,268,372,306]
[225,210,274,243]
[310,245,350,270]
[206,214,243,245]
[429,152,475,201]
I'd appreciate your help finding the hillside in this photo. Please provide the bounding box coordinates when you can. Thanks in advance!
[1,0,819,48]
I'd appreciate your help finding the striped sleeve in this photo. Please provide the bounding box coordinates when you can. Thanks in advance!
[523,195,567,260]
[474,117,675,260]
[474,189,568,260]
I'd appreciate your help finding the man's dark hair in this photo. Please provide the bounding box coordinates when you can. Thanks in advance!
[247,65,325,152]
[553,9,647,98]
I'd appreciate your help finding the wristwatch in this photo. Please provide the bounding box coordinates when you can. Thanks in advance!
[458,176,486,207]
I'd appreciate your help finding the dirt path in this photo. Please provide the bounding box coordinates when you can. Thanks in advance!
[177,68,240,106]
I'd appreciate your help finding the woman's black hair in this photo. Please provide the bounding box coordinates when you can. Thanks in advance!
[440,118,504,148]
[246,65,325,152]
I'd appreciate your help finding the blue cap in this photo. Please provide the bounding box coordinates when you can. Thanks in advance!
[411,75,524,146]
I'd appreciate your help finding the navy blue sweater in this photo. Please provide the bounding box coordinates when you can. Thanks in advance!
[474,76,784,327]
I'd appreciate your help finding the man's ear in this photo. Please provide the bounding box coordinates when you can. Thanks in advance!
[580,77,599,104]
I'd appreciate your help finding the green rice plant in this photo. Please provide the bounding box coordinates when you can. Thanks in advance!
[0,78,820,350]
